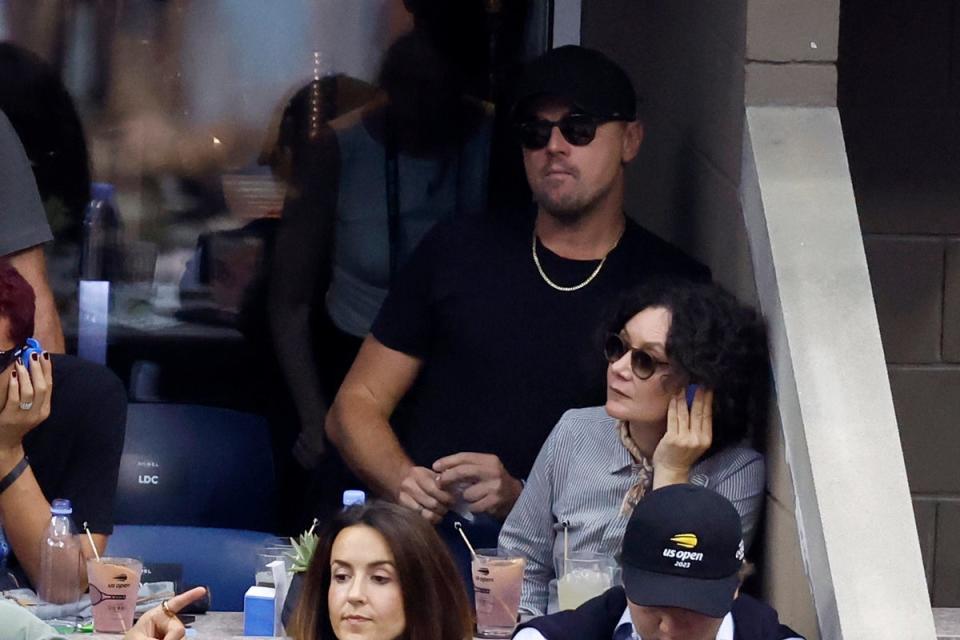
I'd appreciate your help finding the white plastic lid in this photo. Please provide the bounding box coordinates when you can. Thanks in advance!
[51,498,73,515]
[342,490,366,506]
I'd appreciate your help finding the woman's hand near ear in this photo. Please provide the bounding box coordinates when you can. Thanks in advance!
[652,387,713,489]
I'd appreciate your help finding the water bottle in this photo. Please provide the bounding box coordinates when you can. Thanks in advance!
[342,490,366,508]
[80,182,122,281]
[38,499,81,610]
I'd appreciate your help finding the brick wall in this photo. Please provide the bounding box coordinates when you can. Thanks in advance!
[840,0,960,606]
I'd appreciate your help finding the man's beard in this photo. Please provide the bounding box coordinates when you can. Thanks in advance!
[534,181,612,226]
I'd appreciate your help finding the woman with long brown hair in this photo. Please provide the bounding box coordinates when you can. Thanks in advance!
[291,500,474,640]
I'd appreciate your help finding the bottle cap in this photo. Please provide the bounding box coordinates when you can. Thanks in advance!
[91,182,115,202]
[51,498,73,515]
[342,490,366,507]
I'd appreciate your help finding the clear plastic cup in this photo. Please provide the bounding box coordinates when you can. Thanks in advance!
[256,538,293,586]
[86,557,142,633]
[472,549,525,638]
[553,551,617,611]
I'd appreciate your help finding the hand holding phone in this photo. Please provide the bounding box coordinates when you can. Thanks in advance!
[19,338,42,372]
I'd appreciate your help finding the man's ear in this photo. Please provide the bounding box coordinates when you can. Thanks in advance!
[621,121,643,163]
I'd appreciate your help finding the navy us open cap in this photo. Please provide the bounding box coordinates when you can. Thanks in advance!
[512,45,638,121]
[621,484,744,618]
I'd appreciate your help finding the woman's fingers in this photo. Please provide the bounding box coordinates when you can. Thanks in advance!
[13,360,32,406]
[34,353,53,418]
[701,389,714,445]
[164,587,207,613]
[674,388,689,435]
[5,364,19,407]
[665,393,678,437]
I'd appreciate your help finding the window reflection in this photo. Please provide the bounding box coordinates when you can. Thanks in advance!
[1,0,538,531]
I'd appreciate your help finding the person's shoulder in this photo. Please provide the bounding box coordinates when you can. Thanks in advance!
[701,444,763,468]
[52,354,123,392]
[620,218,711,280]
[51,355,126,417]
[694,445,764,480]
[732,593,806,640]
[513,587,626,640]
[556,406,614,429]
[550,407,617,447]
[427,208,533,247]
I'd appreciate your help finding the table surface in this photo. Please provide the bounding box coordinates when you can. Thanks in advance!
[77,612,260,639]
[71,607,960,639]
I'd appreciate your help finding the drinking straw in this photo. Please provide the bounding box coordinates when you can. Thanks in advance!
[291,518,321,547]
[83,522,101,561]
[562,520,569,577]
[453,521,477,560]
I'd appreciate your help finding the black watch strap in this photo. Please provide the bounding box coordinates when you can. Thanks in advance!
[0,456,29,495]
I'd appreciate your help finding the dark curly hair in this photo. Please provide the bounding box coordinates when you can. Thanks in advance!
[602,277,770,455]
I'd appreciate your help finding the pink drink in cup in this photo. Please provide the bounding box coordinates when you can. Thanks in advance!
[472,549,525,638]
[86,557,142,633]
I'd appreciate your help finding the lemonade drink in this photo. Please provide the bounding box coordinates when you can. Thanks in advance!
[557,567,614,610]
[554,551,616,611]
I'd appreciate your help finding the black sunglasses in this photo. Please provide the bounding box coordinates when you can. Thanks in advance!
[603,333,670,380]
[515,114,607,150]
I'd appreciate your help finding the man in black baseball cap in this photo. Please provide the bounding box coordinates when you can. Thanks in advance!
[326,44,707,584]
[512,44,638,123]
[514,485,803,640]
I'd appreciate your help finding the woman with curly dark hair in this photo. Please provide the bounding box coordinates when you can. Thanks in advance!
[498,277,770,616]
[290,500,474,640]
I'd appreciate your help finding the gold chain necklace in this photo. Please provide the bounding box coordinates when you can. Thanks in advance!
[531,226,623,292]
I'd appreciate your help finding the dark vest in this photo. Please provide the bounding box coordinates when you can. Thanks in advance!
[513,587,804,640]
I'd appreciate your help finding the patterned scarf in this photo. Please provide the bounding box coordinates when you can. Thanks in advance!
[618,420,654,517]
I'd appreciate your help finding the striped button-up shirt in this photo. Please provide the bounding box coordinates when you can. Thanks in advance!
[498,406,765,616]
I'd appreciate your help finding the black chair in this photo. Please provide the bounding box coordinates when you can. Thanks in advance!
[107,403,280,611]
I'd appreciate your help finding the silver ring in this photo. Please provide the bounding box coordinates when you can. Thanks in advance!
[18,401,33,411]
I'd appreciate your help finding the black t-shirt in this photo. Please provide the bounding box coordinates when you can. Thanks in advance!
[6,354,127,587]
[371,210,709,479]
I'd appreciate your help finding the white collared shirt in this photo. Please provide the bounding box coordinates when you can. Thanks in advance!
[512,606,736,640]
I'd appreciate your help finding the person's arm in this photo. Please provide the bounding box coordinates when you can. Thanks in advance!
[124,587,207,640]
[498,421,561,617]
[0,598,65,640]
[6,246,65,353]
[268,130,340,468]
[326,335,453,522]
[64,356,127,578]
[0,353,108,596]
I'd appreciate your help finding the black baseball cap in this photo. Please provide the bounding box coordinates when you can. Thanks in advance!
[512,45,637,122]
[620,484,744,618]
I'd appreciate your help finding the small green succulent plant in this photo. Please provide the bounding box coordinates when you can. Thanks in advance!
[288,519,320,574]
